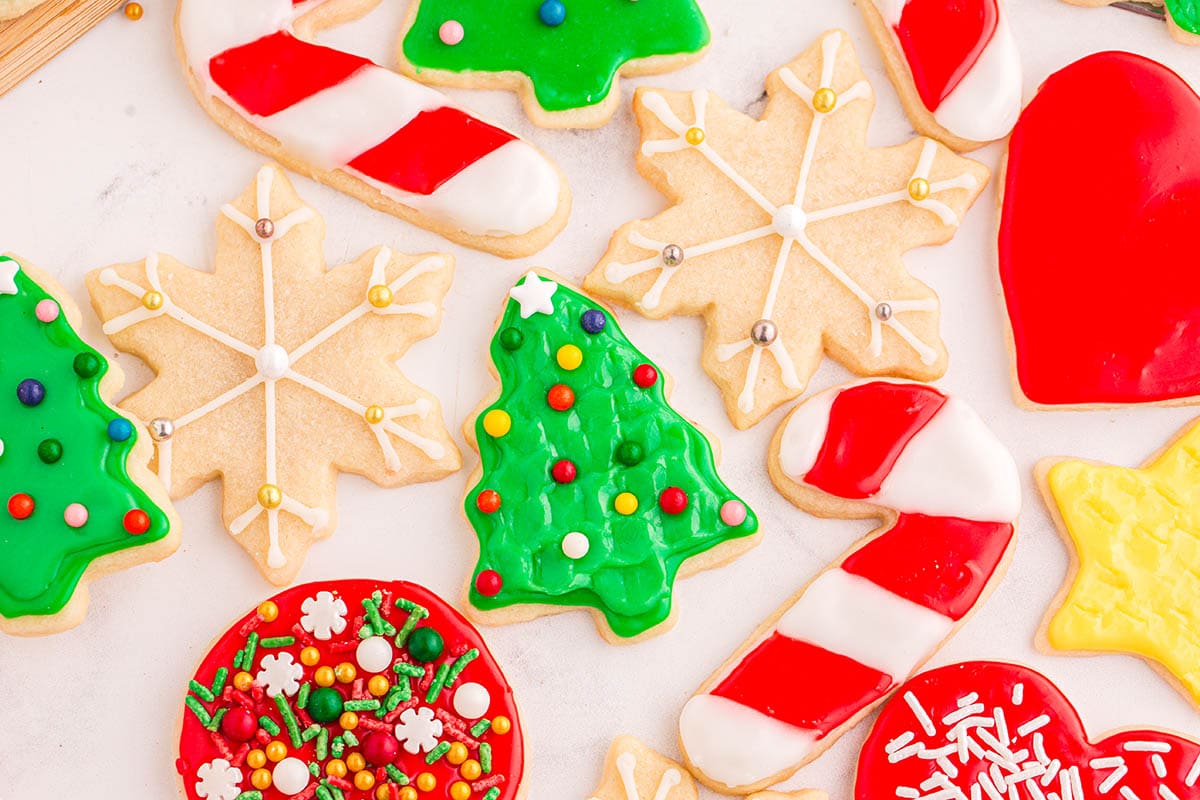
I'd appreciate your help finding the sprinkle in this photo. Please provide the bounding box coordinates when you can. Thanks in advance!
[1016,714,1050,738]
[886,732,915,754]
[426,663,452,703]
[380,686,407,717]
[896,790,919,800]
[470,719,491,737]
[942,703,985,726]
[210,730,234,760]
[426,742,451,764]
[342,731,359,747]
[1120,789,1140,800]
[190,679,216,702]
[443,649,479,687]
[331,735,345,758]
[386,764,409,785]
[1187,751,1200,786]
[316,727,329,760]
[1124,740,1171,753]
[211,667,229,695]
[258,716,281,736]
[362,595,396,637]
[1012,683,1024,706]
[274,693,303,748]
[904,691,936,737]
[316,786,334,800]
[1152,753,1168,778]
[243,633,259,667]
[297,682,312,709]
[483,790,500,800]
[480,742,492,774]
[992,707,1009,746]
[261,636,296,648]
[394,607,429,648]
[301,724,323,742]
[343,699,381,712]
[1160,787,1182,800]
[1097,763,1128,794]
[956,693,980,708]
[235,793,264,800]
[207,707,229,732]
[309,763,321,777]
[394,662,424,678]
[185,696,212,726]
[233,649,244,670]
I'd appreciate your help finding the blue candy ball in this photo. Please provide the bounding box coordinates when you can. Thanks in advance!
[580,309,607,334]
[538,0,566,26]
[16,379,44,407]
[107,418,134,442]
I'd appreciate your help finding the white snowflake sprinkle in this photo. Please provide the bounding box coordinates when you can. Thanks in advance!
[300,590,348,640]
[256,652,303,698]
[195,758,243,800]
[394,706,444,754]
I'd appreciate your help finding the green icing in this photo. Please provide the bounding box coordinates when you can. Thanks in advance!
[402,0,711,113]
[465,277,757,639]
[0,257,171,619]
[1167,0,1200,34]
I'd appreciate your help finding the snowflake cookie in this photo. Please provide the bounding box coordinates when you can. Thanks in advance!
[87,165,461,585]
[585,30,989,429]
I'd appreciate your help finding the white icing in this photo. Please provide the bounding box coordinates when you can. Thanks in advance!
[0,258,18,295]
[775,569,954,679]
[300,590,348,640]
[256,652,303,698]
[355,635,394,673]
[195,758,243,800]
[875,396,1022,522]
[678,695,816,789]
[177,0,562,238]
[776,386,838,477]
[271,757,310,795]
[452,682,491,719]
[394,706,444,754]
[611,751,682,800]
[508,272,558,318]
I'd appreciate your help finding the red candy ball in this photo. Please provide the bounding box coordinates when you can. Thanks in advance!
[220,707,258,742]
[659,487,688,514]
[547,383,575,411]
[476,490,501,514]
[361,731,399,765]
[123,509,150,534]
[7,493,34,520]
[551,459,577,484]
[633,364,658,388]
[475,569,502,597]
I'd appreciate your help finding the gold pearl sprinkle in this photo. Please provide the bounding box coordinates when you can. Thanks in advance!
[364,405,385,425]
[812,87,837,114]
[685,127,705,146]
[258,484,282,509]
[141,291,164,311]
[367,285,393,309]
[908,177,932,202]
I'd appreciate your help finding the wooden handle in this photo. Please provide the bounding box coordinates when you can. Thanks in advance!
[0,0,125,99]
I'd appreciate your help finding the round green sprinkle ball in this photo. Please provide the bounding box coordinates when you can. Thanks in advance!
[306,686,344,724]
[407,626,444,663]
[37,439,63,464]
[499,327,524,352]
[616,441,644,467]
[73,352,101,378]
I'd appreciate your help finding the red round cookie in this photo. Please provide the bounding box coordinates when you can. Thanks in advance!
[176,579,523,800]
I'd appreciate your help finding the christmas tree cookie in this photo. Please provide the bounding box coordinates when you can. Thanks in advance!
[1063,0,1200,45]
[396,0,710,128]
[0,255,179,636]
[463,272,760,643]
[176,579,525,800]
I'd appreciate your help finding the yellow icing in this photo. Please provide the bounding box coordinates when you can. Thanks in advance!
[1046,421,1200,702]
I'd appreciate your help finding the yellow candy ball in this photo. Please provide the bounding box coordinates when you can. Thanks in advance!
[812,87,837,114]
[685,126,705,146]
[233,671,254,691]
[265,741,287,762]
[447,742,469,765]
[368,675,390,697]
[257,600,279,622]
[367,284,394,309]
[556,344,583,371]
[246,749,267,769]
[257,484,282,510]
[326,759,348,778]
[416,773,437,792]
[491,716,512,735]
[300,646,321,667]
[460,760,482,781]
[251,768,272,790]
[482,409,511,438]
[365,405,386,425]
[335,662,357,684]
[314,666,336,687]
[450,781,472,800]
[376,786,392,800]
[339,711,359,730]
[908,177,932,202]
[355,771,376,791]
[400,788,419,800]
[614,492,638,515]
[141,291,164,311]
[346,752,366,773]
[123,2,143,21]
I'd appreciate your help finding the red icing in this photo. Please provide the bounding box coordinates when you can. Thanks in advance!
[177,579,524,800]
[842,514,1014,620]
[999,52,1200,405]
[893,0,999,112]
[803,382,946,499]
[856,661,1200,799]
[712,636,893,735]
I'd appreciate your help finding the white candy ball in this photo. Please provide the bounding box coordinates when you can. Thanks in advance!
[356,635,394,674]
[453,682,492,719]
[272,757,310,795]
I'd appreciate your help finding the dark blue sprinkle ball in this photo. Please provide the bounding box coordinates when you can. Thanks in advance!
[17,378,45,407]
[580,309,607,334]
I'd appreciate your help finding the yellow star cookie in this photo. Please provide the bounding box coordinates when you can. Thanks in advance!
[587,737,698,800]
[1039,419,1200,705]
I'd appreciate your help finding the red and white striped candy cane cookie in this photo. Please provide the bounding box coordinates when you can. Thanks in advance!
[176,0,570,257]
[679,379,1021,793]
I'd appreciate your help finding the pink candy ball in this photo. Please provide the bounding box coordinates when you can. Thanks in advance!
[439,19,465,46]
[64,503,89,528]
[35,299,60,323]
[720,499,747,527]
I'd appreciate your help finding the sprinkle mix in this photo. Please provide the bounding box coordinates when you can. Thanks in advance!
[177,580,522,800]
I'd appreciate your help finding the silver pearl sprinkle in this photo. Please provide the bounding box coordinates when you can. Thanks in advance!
[874,302,893,322]
[254,218,275,239]
[149,417,175,442]
[750,318,777,346]
[662,244,685,267]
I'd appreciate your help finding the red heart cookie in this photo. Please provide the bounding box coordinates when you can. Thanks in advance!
[856,661,1200,800]
[894,0,999,110]
[999,52,1200,406]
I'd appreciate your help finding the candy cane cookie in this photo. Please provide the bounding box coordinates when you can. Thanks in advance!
[175,0,570,258]
[678,380,1021,793]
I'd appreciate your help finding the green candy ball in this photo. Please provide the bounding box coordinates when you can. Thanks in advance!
[407,626,444,663]
[499,327,524,352]
[37,439,63,464]
[306,686,344,724]
[73,352,101,378]
[615,441,644,467]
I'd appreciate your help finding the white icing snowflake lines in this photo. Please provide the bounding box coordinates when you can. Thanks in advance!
[96,166,453,572]
[600,31,981,419]
[589,751,683,800]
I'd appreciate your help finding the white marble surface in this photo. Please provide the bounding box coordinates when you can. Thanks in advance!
[1,0,1199,797]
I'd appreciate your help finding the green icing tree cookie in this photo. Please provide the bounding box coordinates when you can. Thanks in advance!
[0,255,178,634]
[464,272,759,641]
[1167,0,1200,36]
[398,0,711,128]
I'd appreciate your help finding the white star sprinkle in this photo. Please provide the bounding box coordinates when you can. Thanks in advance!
[0,258,19,295]
[508,272,557,318]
